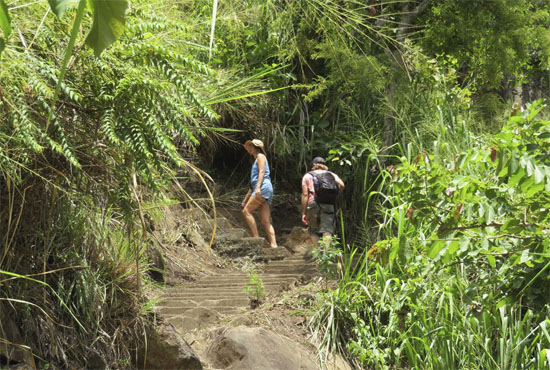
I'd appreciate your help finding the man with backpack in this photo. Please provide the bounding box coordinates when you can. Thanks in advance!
[301,157,345,242]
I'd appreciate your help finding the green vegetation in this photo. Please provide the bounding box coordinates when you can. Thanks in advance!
[1,0,550,368]
[312,236,343,279]
[310,104,550,368]
[242,268,266,307]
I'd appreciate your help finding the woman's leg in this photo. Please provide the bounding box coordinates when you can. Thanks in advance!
[259,202,277,248]
[242,195,265,237]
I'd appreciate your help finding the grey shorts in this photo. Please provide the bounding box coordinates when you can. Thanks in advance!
[306,201,336,235]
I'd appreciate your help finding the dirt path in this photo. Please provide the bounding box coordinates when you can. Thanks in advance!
[150,205,348,369]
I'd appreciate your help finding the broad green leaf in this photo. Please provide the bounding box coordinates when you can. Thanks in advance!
[390,235,406,262]
[48,0,79,17]
[508,168,525,187]
[459,237,470,253]
[525,158,535,177]
[0,0,10,53]
[527,104,544,121]
[525,182,544,198]
[0,0,10,37]
[508,154,519,175]
[484,203,495,224]
[496,297,512,309]
[502,219,523,234]
[496,150,508,177]
[508,116,525,124]
[85,0,128,56]
[520,249,531,264]
[447,240,459,256]
[534,165,544,184]
[428,240,445,258]
[520,176,534,194]
[494,131,513,143]
[486,254,496,269]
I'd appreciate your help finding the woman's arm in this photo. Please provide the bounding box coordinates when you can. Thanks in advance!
[255,153,266,194]
[242,188,252,208]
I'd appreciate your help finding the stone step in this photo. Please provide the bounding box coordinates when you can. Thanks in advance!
[198,217,233,233]
[163,288,250,295]
[214,228,246,240]
[163,291,248,297]
[212,236,266,258]
[264,264,316,271]
[262,269,318,275]
[266,259,315,265]
[166,282,294,294]
[159,297,250,307]
[162,296,248,302]
[189,280,297,289]
[200,273,306,281]
[159,306,244,316]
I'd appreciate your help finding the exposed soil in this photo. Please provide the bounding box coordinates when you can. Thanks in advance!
[148,195,349,369]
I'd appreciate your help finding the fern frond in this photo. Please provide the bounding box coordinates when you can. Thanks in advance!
[30,58,82,104]
[12,95,44,155]
[101,108,120,145]
[36,97,80,168]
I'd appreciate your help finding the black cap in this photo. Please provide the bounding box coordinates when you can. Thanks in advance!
[312,157,326,165]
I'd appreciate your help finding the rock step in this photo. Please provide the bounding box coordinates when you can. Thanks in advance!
[214,228,245,240]
[162,296,248,302]
[163,291,247,297]
[168,281,296,291]
[159,306,244,316]
[163,288,251,295]
[198,217,232,231]
[262,266,318,272]
[265,259,315,265]
[261,270,317,276]
[187,281,297,289]
[164,286,279,294]
[159,297,250,307]
[199,273,305,281]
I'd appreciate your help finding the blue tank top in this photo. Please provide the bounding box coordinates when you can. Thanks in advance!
[250,156,273,205]
[250,158,271,187]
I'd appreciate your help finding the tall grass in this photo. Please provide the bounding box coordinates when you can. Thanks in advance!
[309,101,550,368]
[309,245,550,369]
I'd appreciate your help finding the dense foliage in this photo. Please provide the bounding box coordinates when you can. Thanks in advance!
[1,0,550,368]
[0,1,225,367]
[317,104,550,369]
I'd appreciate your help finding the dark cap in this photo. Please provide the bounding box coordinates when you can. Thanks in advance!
[312,157,326,165]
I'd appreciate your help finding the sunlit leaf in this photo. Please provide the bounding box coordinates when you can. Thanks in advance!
[47,0,79,17]
[0,0,10,54]
[484,203,495,224]
[486,254,496,268]
[428,239,445,258]
[0,0,10,36]
[447,240,459,256]
[525,182,544,198]
[527,104,544,121]
[534,165,544,184]
[85,0,128,56]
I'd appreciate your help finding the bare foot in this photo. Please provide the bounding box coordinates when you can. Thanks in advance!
[270,245,278,249]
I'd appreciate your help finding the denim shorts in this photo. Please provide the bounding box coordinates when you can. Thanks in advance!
[252,180,273,205]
